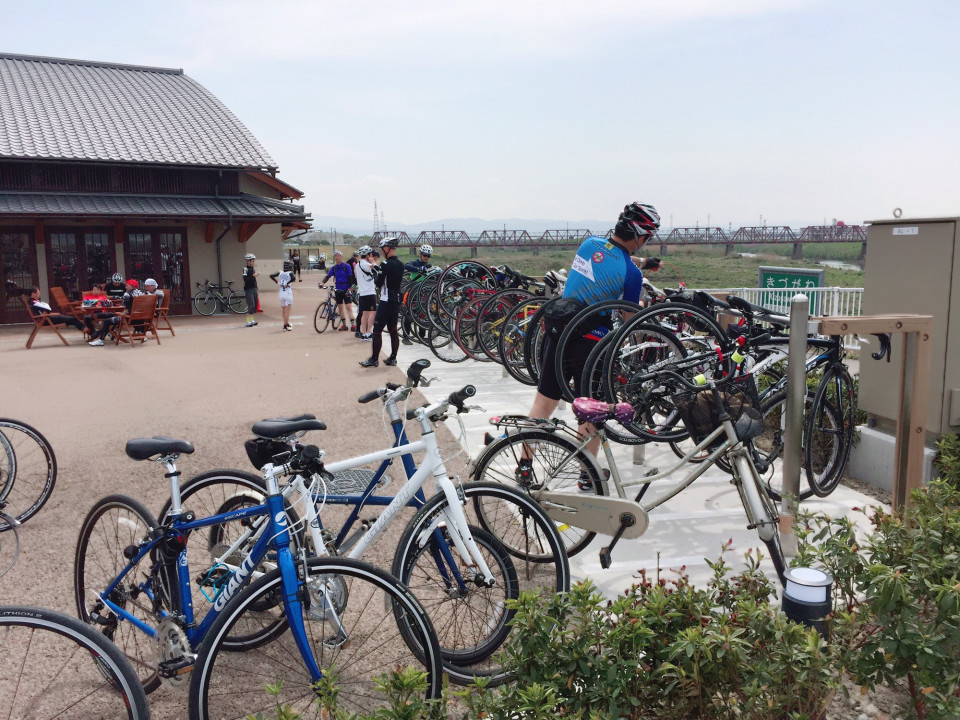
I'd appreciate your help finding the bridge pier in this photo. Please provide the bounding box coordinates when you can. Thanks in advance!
[470,246,478,258]
[660,244,668,256]
[792,243,803,260]
[859,242,867,261]
[532,246,539,256]
[724,244,735,256]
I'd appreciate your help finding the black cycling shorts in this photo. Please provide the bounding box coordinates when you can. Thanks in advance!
[536,332,594,401]
[334,289,351,304]
[358,294,377,312]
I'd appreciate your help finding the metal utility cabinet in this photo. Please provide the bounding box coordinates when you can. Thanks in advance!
[859,216,960,435]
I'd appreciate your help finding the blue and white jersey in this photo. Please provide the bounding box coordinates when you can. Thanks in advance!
[562,236,643,305]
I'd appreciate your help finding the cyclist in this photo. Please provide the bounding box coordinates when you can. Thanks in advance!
[355,245,378,341]
[519,202,660,485]
[243,253,259,327]
[87,278,143,346]
[360,236,404,367]
[103,272,126,300]
[322,250,356,332]
[401,244,433,344]
[270,260,296,331]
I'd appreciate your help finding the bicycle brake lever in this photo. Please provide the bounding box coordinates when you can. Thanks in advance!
[467,404,485,413]
[418,376,441,388]
[870,333,892,362]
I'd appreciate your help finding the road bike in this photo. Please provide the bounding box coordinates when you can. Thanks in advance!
[472,370,788,585]
[73,435,443,718]
[162,359,570,686]
[313,284,346,333]
[0,418,57,531]
[192,279,246,315]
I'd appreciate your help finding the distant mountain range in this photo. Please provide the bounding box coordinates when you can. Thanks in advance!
[306,215,617,237]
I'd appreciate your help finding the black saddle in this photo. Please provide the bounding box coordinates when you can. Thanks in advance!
[125,436,195,461]
[252,414,326,440]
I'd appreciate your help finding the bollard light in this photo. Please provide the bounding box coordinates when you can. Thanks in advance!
[781,567,833,639]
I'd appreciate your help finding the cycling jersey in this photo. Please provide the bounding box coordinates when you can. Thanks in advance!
[562,236,643,305]
[324,262,354,291]
[357,259,377,296]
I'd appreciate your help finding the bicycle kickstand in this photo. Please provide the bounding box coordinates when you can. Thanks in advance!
[599,513,637,570]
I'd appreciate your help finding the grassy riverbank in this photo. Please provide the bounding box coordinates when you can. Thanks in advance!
[424,244,864,289]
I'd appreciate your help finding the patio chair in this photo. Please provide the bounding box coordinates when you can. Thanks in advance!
[21,296,70,349]
[114,295,161,347]
[155,289,175,335]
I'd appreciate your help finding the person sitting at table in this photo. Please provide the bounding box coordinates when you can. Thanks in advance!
[87,279,142,347]
[143,278,164,308]
[25,287,85,332]
[103,273,126,300]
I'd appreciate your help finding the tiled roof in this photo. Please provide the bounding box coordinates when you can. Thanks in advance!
[0,53,277,169]
[0,192,306,220]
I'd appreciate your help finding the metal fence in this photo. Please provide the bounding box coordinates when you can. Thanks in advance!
[697,286,864,350]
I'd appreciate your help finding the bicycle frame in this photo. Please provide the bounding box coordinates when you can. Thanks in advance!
[96,464,324,680]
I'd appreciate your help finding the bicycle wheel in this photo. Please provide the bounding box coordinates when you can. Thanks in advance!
[499,297,545,386]
[805,364,855,497]
[753,389,817,502]
[471,430,604,558]
[0,418,57,530]
[194,291,217,316]
[227,290,247,314]
[476,289,534,363]
[393,522,517,668]
[601,322,692,442]
[74,494,162,693]
[454,296,492,361]
[0,605,150,719]
[313,303,330,333]
[189,557,443,720]
[522,299,553,384]
[331,304,344,330]
[426,322,469,363]
[392,481,569,687]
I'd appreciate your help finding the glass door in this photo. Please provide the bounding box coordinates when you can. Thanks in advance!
[0,230,38,324]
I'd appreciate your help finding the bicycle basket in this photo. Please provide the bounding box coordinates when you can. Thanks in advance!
[673,374,764,447]
[244,438,291,470]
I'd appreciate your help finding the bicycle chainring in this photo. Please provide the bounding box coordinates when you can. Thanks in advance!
[155,618,194,688]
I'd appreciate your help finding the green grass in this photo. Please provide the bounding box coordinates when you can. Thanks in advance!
[424,245,864,289]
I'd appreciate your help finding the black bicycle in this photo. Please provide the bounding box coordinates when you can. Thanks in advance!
[193,279,246,315]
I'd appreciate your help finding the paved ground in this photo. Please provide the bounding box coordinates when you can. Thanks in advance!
[0,276,882,716]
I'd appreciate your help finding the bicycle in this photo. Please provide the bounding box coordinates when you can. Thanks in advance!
[471,370,787,585]
[73,435,443,718]
[0,498,150,718]
[161,359,570,686]
[192,279,246,315]
[313,284,346,333]
[0,418,57,531]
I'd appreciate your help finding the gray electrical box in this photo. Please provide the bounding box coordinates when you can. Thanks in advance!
[859,216,960,435]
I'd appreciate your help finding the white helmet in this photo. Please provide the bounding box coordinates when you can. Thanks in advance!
[358,245,373,256]
[245,253,256,261]
[379,236,398,249]
[419,244,434,256]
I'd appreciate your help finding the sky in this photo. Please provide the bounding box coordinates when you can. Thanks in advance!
[2,1,958,230]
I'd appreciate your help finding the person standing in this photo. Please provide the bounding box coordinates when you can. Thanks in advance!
[322,250,356,332]
[292,252,302,282]
[360,237,404,367]
[243,253,259,327]
[517,202,660,483]
[355,245,378,341]
[270,260,296,331]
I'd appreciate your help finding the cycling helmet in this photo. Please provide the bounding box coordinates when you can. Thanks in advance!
[419,244,434,257]
[358,245,373,256]
[615,202,661,241]
[245,253,256,261]
[379,236,398,249]
[111,272,122,283]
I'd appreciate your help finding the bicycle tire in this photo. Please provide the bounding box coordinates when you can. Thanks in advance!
[227,290,247,314]
[0,605,150,719]
[498,297,545,386]
[805,363,855,497]
[471,430,604,558]
[392,481,569,687]
[193,291,217,316]
[313,303,329,333]
[426,322,469,363]
[522,298,554,384]
[453,296,493,361]
[476,289,534,363]
[601,322,692,442]
[189,557,443,720]
[0,418,57,530]
[394,523,518,668]
[74,494,162,693]
[753,389,818,502]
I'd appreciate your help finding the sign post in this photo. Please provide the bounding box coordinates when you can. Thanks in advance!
[758,266,825,314]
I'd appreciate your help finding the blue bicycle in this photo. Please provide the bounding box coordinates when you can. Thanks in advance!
[73,432,443,719]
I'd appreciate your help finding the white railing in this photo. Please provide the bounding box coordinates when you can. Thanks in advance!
[696,286,864,350]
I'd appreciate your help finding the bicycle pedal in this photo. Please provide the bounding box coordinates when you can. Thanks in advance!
[599,547,613,569]
[644,467,660,478]
[158,656,195,679]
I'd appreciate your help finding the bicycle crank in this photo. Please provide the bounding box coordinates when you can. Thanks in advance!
[536,492,649,540]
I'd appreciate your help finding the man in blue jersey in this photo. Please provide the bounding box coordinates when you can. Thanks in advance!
[520,202,661,480]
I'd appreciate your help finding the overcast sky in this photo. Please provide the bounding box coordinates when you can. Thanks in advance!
[2,1,958,229]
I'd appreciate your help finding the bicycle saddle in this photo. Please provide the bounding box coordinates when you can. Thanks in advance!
[125,436,195,461]
[252,417,326,439]
[571,398,635,425]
